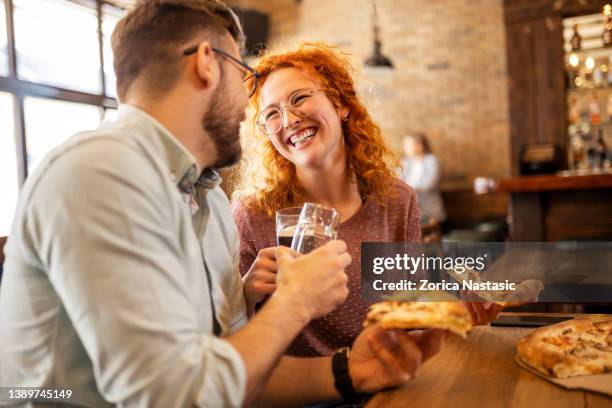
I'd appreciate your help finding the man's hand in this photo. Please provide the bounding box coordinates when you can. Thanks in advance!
[273,241,351,321]
[243,247,278,313]
[348,325,445,393]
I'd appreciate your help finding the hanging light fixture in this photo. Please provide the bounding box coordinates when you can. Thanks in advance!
[364,0,394,68]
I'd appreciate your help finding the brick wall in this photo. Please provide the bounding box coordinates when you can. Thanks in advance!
[228,0,511,190]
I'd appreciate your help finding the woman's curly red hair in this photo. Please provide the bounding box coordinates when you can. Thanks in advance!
[231,42,399,217]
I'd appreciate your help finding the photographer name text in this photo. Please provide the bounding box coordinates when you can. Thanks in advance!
[372,279,517,291]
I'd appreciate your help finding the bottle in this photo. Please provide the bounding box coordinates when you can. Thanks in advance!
[589,92,601,125]
[567,53,580,88]
[594,63,604,87]
[606,94,612,119]
[601,62,609,80]
[569,95,580,124]
[584,57,596,87]
[570,24,582,50]
[572,127,587,171]
[604,5,612,46]
[595,129,608,169]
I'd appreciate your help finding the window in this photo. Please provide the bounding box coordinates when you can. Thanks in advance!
[103,108,118,122]
[14,0,101,93]
[24,97,101,173]
[102,4,124,98]
[0,0,8,76]
[0,92,18,235]
[0,0,124,205]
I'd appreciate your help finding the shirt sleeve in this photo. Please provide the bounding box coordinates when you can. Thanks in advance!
[26,139,246,408]
[231,201,259,277]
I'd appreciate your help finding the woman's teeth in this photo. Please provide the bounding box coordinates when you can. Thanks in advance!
[290,128,316,147]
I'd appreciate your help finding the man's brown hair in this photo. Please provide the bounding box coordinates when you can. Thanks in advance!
[111,0,244,101]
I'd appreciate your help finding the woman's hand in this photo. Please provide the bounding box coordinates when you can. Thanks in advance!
[243,247,278,315]
[464,301,504,326]
[460,290,504,325]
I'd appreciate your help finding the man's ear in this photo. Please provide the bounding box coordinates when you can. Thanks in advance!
[194,41,219,89]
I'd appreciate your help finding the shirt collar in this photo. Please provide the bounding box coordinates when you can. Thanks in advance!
[115,104,221,191]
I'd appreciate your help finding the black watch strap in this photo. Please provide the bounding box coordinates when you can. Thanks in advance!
[332,347,369,405]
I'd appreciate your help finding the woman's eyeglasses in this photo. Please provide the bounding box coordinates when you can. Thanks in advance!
[183,45,259,98]
[257,88,325,135]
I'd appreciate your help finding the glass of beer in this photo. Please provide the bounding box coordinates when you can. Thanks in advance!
[276,207,302,247]
[291,203,340,254]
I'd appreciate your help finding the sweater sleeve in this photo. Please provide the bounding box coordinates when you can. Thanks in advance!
[406,190,422,243]
[231,200,259,277]
[392,179,422,243]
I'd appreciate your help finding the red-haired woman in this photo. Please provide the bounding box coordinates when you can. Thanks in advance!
[231,43,498,357]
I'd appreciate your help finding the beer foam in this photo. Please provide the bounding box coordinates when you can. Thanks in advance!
[278,225,297,237]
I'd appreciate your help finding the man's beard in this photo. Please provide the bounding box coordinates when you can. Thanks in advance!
[201,73,243,169]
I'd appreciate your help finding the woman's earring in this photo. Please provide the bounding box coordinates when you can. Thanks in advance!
[342,114,349,121]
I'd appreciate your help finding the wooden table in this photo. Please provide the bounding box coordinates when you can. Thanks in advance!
[366,325,612,408]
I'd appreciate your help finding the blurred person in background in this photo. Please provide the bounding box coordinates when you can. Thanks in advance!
[401,133,446,226]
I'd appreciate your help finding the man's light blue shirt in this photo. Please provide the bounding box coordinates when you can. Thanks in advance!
[0,105,247,407]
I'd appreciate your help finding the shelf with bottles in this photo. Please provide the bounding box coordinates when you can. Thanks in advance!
[567,112,612,173]
[567,126,611,173]
[576,120,612,128]
[567,88,612,124]
[567,83,612,93]
[566,46,612,58]
[565,54,612,89]
[566,4,612,55]
[565,6,612,89]
[565,7,612,173]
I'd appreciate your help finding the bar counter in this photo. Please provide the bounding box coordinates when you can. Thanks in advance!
[499,172,612,193]
[366,315,612,408]
[497,173,612,241]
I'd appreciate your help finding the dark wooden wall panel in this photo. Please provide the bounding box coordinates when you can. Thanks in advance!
[533,16,566,148]
[508,192,544,241]
[544,190,612,241]
[442,191,508,225]
[506,20,537,175]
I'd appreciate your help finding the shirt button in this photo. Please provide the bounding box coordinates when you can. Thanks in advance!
[170,172,177,182]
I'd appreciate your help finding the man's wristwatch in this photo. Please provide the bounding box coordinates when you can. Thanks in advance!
[332,347,371,405]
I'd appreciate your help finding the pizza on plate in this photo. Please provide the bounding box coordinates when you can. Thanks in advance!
[517,318,612,378]
[363,301,473,337]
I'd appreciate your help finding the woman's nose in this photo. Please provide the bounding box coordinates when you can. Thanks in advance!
[282,107,301,129]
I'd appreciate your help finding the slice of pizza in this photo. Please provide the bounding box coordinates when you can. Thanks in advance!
[446,268,544,307]
[517,318,612,378]
[364,301,473,337]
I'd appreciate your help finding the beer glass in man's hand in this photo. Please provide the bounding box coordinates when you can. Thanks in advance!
[276,207,302,247]
[291,203,340,254]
